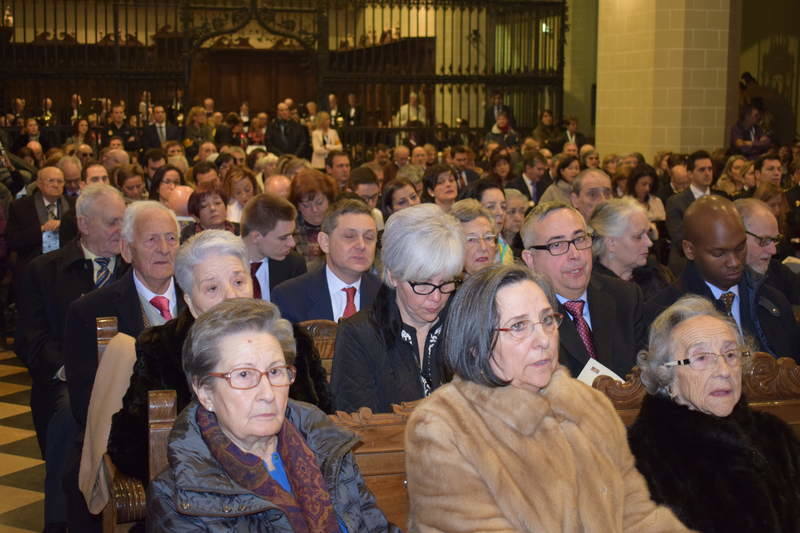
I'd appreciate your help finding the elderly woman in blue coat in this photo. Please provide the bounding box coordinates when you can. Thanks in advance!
[147,298,398,532]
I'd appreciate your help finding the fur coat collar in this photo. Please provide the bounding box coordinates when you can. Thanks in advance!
[628,393,800,533]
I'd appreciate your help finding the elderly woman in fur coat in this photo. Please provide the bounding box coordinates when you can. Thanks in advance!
[405,264,690,532]
[628,295,800,532]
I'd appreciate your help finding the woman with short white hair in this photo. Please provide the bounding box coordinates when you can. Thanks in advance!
[629,295,800,532]
[331,203,465,413]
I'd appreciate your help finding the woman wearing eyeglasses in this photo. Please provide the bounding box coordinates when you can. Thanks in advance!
[405,264,689,532]
[450,199,498,276]
[148,298,399,532]
[629,295,800,533]
[331,204,465,413]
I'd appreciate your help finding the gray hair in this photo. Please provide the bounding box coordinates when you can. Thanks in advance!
[381,203,465,283]
[734,197,772,228]
[121,200,179,243]
[450,199,496,232]
[75,184,123,218]
[589,197,648,257]
[520,201,583,249]
[638,295,745,397]
[443,264,556,386]
[571,168,611,194]
[56,155,82,174]
[183,298,296,391]
[396,163,424,185]
[503,188,526,204]
[174,230,249,294]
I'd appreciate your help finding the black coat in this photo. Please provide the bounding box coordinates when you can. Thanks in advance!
[266,119,308,157]
[557,272,646,379]
[140,123,181,150]
[644,261,800,362]
[764,258,800,306]
[629,393,800,533]
[16,239,127,383]
[8,191,74,273]
[107,309,333,483]
[331,286,449,413]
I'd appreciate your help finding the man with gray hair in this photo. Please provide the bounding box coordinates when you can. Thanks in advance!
[61,200,184,531]
[56,155,82,197]
[570,168,613,222]
[735,197,800,305]
[16,184,127,532]
[521,201,646,378]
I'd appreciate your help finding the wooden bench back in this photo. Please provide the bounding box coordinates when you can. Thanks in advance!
[297,319,338,379]
[593,352,800,435]
[96,316,119,364]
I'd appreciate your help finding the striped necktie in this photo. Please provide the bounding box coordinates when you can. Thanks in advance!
[94,257,111,289]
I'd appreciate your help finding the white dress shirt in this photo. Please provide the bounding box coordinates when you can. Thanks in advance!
[133,271,178,325]
[253,259,271,302]
[325,266,362,321]
[556,291,593,330]
[704,282,742,333]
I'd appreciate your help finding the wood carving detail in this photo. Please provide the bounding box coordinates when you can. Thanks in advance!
[743,353,800,401]
[592,367,646,410]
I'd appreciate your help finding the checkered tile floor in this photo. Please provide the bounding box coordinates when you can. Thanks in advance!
[0,349,43,533]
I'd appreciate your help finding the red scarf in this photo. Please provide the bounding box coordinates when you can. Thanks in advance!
[197,406,339,532]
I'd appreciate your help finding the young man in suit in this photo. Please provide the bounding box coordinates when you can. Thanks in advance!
[521,201,646,379]
[61,200,183,532]
[241,193,307,302]
[272,198,380,323]
[450,145,480,190]
[507,152,552,204]
[666,150,719,275]
[647,195,799,362]
[16,184,127,533]
[140,105,181,150]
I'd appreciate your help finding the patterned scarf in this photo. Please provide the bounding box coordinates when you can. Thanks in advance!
[196,406,339,533]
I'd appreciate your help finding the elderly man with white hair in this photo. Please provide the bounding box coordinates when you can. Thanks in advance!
[62,200,184,531]
[16,184,126,532]
[735,197,800,305]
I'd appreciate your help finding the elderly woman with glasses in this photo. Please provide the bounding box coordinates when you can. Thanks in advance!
[405,264,689,532]
[109,232,331,488]
[148,298,397,532]
[450,199,498,276]
[331,203,465,413]
[628,295,800,533]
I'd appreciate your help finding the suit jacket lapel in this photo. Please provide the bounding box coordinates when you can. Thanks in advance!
[558,301,589,373]
[586,276,617,370]
[311,267,334,321]
[33,191,49,225]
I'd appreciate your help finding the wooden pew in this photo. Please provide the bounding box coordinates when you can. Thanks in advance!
[593,352,800,435]
[297,319,338,379]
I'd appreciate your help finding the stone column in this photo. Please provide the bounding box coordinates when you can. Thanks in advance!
[595,0,738,157]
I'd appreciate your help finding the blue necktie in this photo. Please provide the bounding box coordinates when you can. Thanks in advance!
[94,257,111,289]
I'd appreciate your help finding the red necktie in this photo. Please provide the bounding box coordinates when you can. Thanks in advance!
[149,295,173,321]
[250,262,262,300]
[342,287,357,319]
[562,300,597,359]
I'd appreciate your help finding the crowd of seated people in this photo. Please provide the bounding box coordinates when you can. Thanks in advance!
[0,91,799,532]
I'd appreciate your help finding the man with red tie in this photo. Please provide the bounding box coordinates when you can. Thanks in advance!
[240,193,307,302]
[521,201,646,378]
[272,198,381,323]
[61,200,184,531]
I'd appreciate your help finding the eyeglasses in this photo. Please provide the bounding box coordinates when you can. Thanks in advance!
[527,234,593,256]
[662,350,750,371]
[495,312,563,339]
[465,234,497,246]
[746,230,783,247]
[206,365,296,390]
[407,279,461,295]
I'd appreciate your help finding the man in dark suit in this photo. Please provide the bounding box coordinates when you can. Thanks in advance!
[450,145,480,190]
[646,195,799,362]
[666,150,721,275]
[139,105,181,150]
[655,155,689,206]
[521,202,646,378]
[8,166,74,277]
[343,93,363,128]
[272,199,380,323]
[11,117,53,153]
[267,102,308,156]
[483,91,516,131]
[16,185,127,532]
[104,105,137,151]
[241,193,308,301]
[508,152,552,204]
[61,200,183,532]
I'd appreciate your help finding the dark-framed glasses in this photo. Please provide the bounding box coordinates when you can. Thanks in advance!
[495,312,563,339]
[527,234,593,256]
[662,350,750,371]
[206,365,296,390]
[746,231,782,247]
[407,279,461,295]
